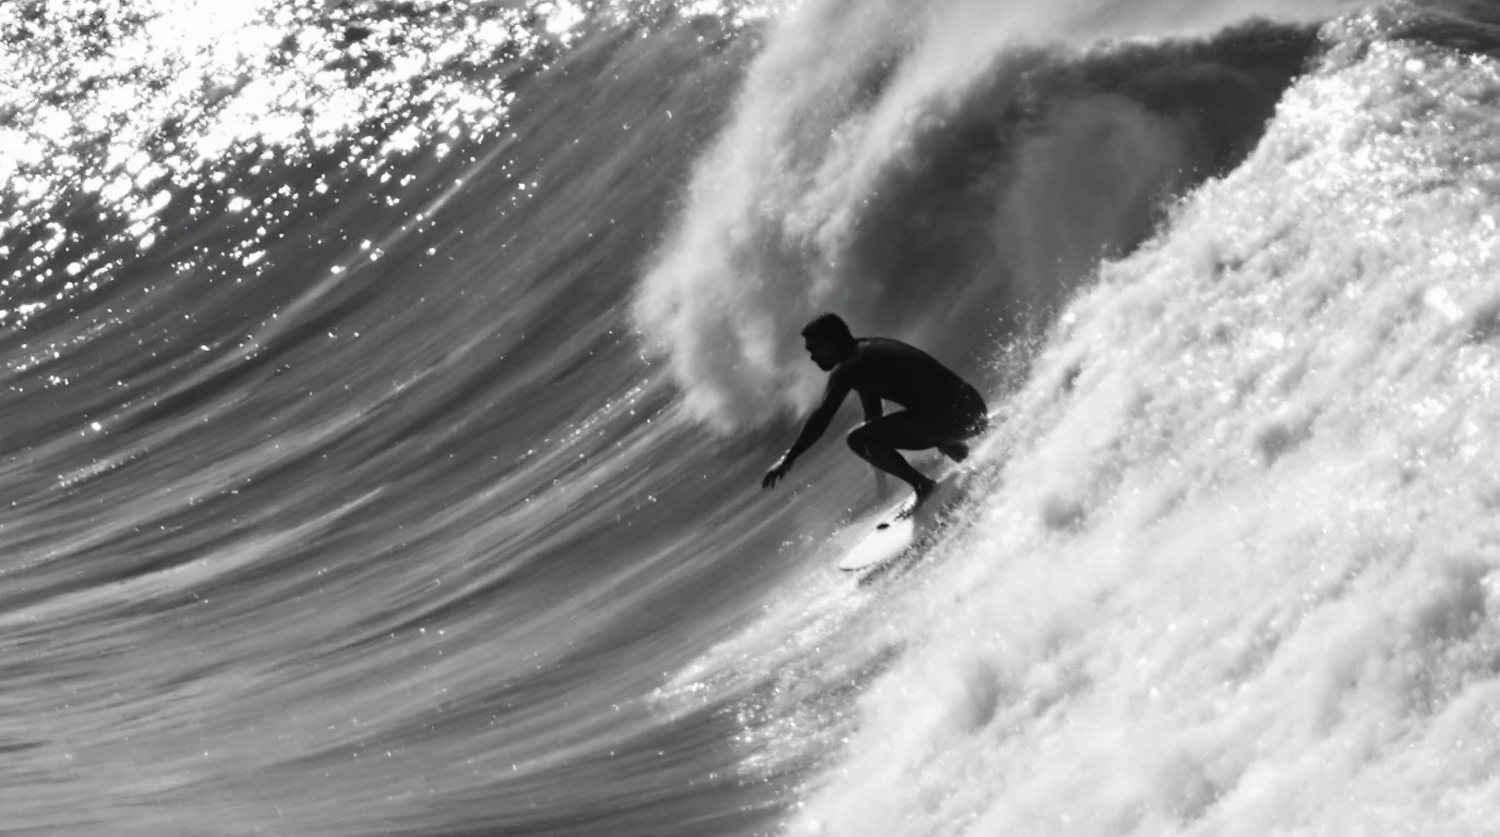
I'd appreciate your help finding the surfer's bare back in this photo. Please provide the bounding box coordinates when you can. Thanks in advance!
[760,313,988,512]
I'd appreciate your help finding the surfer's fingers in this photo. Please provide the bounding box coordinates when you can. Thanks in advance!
[762,463,789,489]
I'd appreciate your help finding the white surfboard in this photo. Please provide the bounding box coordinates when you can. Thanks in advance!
[837,473,967,572]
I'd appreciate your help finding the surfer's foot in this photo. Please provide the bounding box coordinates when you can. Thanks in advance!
[939,442,969,462]
[895,478,938,520]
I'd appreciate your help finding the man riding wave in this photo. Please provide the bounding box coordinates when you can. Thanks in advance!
[761,313,988,514]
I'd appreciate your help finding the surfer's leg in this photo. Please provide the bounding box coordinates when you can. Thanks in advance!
[847,411,953,503]
[850,399,987,511]
[936,388,988,462]
[938,442,969,462]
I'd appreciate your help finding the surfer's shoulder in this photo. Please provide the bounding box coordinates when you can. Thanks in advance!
[836,338,881,375]
[852,336,923,363]
[834,339,893,390]
[850,336,903,358]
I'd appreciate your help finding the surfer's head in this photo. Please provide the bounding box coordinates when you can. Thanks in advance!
[801,313,855,371]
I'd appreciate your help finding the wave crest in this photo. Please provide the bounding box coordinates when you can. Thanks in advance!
[633,3,1318,431]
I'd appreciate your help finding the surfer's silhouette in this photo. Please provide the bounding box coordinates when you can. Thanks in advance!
[760,313,988,515]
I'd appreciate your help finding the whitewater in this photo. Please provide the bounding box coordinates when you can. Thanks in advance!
[1,0,1498,834]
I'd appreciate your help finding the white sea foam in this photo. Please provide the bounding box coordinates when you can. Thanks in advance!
[788,12,1500,834]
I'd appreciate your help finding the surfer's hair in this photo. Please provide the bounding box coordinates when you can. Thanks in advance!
[801,313,854,345]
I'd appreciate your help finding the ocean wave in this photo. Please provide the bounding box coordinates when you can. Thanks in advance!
[782,6,1500,833]
[632,0,1340,432]
[7,0,1500,834]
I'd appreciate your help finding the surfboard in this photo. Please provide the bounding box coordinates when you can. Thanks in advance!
[837,473,967,572]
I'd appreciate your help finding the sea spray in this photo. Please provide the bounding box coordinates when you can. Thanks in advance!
[786,10,1500,834]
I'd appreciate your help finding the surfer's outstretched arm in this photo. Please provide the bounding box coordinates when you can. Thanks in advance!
[761,374,851,489]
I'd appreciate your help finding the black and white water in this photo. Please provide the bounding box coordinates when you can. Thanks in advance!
[4,0,1500,834]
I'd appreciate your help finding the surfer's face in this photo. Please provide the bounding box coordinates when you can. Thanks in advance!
[805,336,840,371]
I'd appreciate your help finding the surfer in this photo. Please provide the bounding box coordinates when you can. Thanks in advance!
[760,313,988,514]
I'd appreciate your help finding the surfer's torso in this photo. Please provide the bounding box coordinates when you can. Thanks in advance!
[830,337,982,415]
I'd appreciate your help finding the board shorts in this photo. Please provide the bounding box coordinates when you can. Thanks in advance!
[851,383,989,452]
[948,383,989,438]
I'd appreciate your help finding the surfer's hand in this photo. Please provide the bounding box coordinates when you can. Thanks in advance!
[761,456,792,489]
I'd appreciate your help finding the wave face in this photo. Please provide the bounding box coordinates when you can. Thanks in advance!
[0,5,791,835]
[762,6,1500,836]
[6,0,1500,835]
